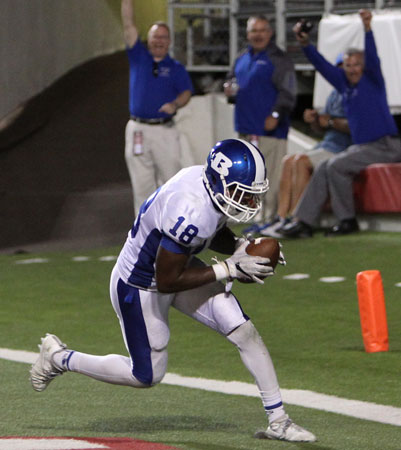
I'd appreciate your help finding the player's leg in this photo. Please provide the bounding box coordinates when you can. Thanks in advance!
[174,288,316,441]
[73,265,171,385]
[30,266,171,391]
[226,320,314,441]
[30,332,145,391]
[172,258,315,441]
[175,290,284,420]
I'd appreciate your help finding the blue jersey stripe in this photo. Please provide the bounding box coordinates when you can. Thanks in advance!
[128,229,162,287]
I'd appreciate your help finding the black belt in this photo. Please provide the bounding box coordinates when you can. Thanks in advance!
[130,116,173,125]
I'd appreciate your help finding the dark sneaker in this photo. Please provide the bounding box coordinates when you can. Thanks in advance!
[325,218,359,237]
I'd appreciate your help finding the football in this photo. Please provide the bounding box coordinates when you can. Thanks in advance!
[246,237,280,269]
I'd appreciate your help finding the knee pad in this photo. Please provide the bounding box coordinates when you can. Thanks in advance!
[131,346,168,387]
[211,293,247,336]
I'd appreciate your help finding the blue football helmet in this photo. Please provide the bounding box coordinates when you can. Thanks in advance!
[202,139,269,222]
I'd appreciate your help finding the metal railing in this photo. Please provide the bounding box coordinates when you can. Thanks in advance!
[167,0,401,71]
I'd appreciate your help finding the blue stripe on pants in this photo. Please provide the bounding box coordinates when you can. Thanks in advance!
[117,279,153,385]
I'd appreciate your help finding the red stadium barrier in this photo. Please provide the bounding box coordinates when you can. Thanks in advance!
[353,163,401,213]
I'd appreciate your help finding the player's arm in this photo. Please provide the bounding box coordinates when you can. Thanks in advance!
[360,9,383,85]
[156,247,216,293]
[121,0,138,48]
[156,236,272,293]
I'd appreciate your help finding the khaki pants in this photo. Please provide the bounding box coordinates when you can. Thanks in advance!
[125,120,182,217]
[242,135,288,222]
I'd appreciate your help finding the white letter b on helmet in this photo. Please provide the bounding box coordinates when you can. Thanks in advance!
[211,152,233,176]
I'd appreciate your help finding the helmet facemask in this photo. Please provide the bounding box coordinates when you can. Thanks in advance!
[214,177,268,222]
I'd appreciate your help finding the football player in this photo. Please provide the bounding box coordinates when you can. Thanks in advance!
[30,139,316,442]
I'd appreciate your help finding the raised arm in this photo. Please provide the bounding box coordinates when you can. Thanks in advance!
[293,21,344,92]
[359,9,383,85]
[359,8,372,32]
[121,0,138,48]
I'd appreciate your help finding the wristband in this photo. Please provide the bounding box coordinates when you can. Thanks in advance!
[212,262,229,281]
[328,118,334,128]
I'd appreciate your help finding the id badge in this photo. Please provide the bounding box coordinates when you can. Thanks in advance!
[133,130,143,156]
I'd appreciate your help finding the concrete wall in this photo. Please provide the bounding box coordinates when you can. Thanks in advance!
[0,0,169,123]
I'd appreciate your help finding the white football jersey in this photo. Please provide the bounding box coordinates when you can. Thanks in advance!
[116,166,227,290]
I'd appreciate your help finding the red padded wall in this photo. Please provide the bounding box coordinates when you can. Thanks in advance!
[353,163,401,213]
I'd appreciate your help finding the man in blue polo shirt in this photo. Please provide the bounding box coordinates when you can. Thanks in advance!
[224,15,297,227]
[282,9,401,237]
[121,0,193,216]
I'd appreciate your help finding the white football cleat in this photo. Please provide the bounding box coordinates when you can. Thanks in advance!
[254,414,316,442]
[30,333,67,392]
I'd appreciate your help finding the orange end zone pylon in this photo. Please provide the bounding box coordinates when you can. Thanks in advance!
[356,270,389,353]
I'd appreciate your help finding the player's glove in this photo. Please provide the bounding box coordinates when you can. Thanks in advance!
[234,233,253,250]
[212,241,273,284]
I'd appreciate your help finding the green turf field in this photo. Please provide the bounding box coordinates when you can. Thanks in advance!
[1,230,400,449]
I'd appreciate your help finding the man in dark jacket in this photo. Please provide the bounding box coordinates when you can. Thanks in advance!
[225,15,297,226]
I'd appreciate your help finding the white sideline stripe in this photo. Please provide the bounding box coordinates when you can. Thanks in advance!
[2,348,401,427]
[0,439,108,449]
[14,258,49,265]
[283,273,310,280]
[0,348,37,363]
[319,276,346,283]
[163,374,401,427]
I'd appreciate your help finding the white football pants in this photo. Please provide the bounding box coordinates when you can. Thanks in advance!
[67,258,283,414]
